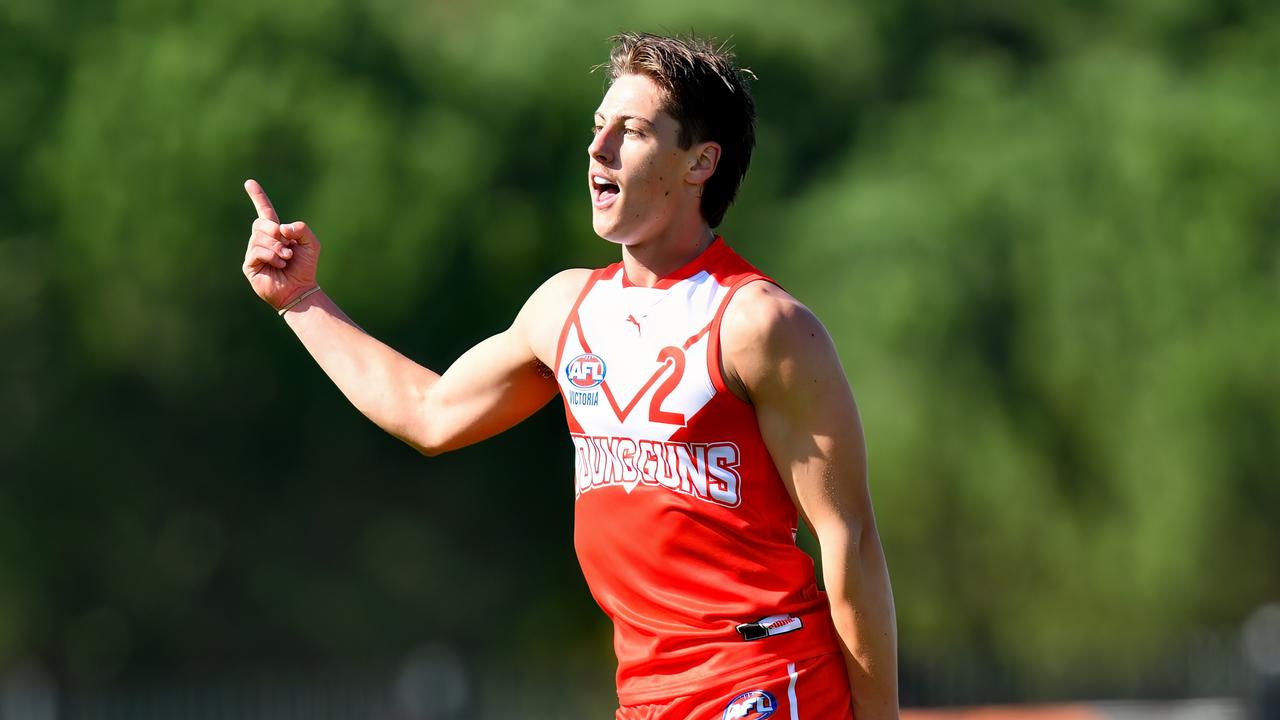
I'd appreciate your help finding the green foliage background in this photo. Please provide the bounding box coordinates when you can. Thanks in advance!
[1,0,1277,697]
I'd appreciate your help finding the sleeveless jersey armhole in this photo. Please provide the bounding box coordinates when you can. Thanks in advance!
[555,266,612,371]
[707,276,780,401]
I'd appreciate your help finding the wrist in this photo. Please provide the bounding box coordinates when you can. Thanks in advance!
[277,286,322,316]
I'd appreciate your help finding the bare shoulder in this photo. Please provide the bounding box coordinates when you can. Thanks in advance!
[720,281,838,399]
[529,267,595,308]
[721,281,831,361]
[520,268,595,365]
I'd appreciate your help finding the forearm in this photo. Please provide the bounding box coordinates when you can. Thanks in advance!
[823,523,899,720]
[282,289,439,450]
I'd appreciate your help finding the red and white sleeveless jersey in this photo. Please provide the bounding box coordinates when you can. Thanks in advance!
[555,237,842,704]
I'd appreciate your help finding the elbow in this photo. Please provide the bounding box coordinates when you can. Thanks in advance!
[417,437,460,457]
[393,417,449,457]
[814,516,868,558]
[408,427,450,457]
[415,442,444,458]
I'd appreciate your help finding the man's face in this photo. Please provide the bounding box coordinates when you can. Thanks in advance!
[588,73,696,245]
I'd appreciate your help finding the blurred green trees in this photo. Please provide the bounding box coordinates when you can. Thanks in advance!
[1,0,1276,695]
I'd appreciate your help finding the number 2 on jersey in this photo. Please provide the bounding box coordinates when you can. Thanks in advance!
[649,346,686,426]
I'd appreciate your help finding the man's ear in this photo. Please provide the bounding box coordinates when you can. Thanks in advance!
[687,141,721,186]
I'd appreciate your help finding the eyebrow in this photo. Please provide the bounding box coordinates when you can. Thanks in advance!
[594,113,656,129]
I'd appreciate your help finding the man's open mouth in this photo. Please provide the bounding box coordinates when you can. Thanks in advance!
[592,175,620,204]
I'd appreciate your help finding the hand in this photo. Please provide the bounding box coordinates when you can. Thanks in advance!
[241,179,321,310]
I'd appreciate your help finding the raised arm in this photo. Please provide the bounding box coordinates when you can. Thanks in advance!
[241,179,582,455]
[721,281,900,720]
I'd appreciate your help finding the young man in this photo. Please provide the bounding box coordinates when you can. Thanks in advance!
[242,32,898,720]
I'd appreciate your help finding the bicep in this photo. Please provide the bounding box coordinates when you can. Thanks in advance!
[419,327,559,454]
[411,268,586,455]
[758,358,870,537]
[731,297,871,536]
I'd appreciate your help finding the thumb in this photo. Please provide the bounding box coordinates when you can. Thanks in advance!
[280,221,316,245]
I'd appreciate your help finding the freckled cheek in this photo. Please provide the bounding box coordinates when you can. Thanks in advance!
[627,168,662,202]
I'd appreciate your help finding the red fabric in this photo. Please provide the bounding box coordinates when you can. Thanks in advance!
[558,239,844,704]
[615,653,855,720]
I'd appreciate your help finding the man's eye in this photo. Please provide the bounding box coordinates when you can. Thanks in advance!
[624,127,642,136]
[590,125,603,136]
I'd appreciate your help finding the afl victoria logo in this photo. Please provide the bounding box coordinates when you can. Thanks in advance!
[565,353,606,389]
[723,689,776,720]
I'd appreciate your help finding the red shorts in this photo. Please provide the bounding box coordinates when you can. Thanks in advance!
[615,653,854,720]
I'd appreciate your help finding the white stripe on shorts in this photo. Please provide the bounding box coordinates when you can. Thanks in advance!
[787,661,799,720]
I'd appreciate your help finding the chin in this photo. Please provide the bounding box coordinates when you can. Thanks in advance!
[592,214,636,246]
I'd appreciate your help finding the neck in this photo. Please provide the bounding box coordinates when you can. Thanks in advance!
[621,224,717,287]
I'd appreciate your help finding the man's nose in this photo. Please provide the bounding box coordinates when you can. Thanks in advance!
[588,129,614,165]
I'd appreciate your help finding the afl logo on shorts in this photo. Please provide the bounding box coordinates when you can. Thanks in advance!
[723,689,777,720]
[565,353,607,389]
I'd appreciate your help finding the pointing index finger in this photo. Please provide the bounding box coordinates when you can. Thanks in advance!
[244,179,280,223]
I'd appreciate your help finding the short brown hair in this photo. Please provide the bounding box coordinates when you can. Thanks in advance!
[604,32,756,228]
